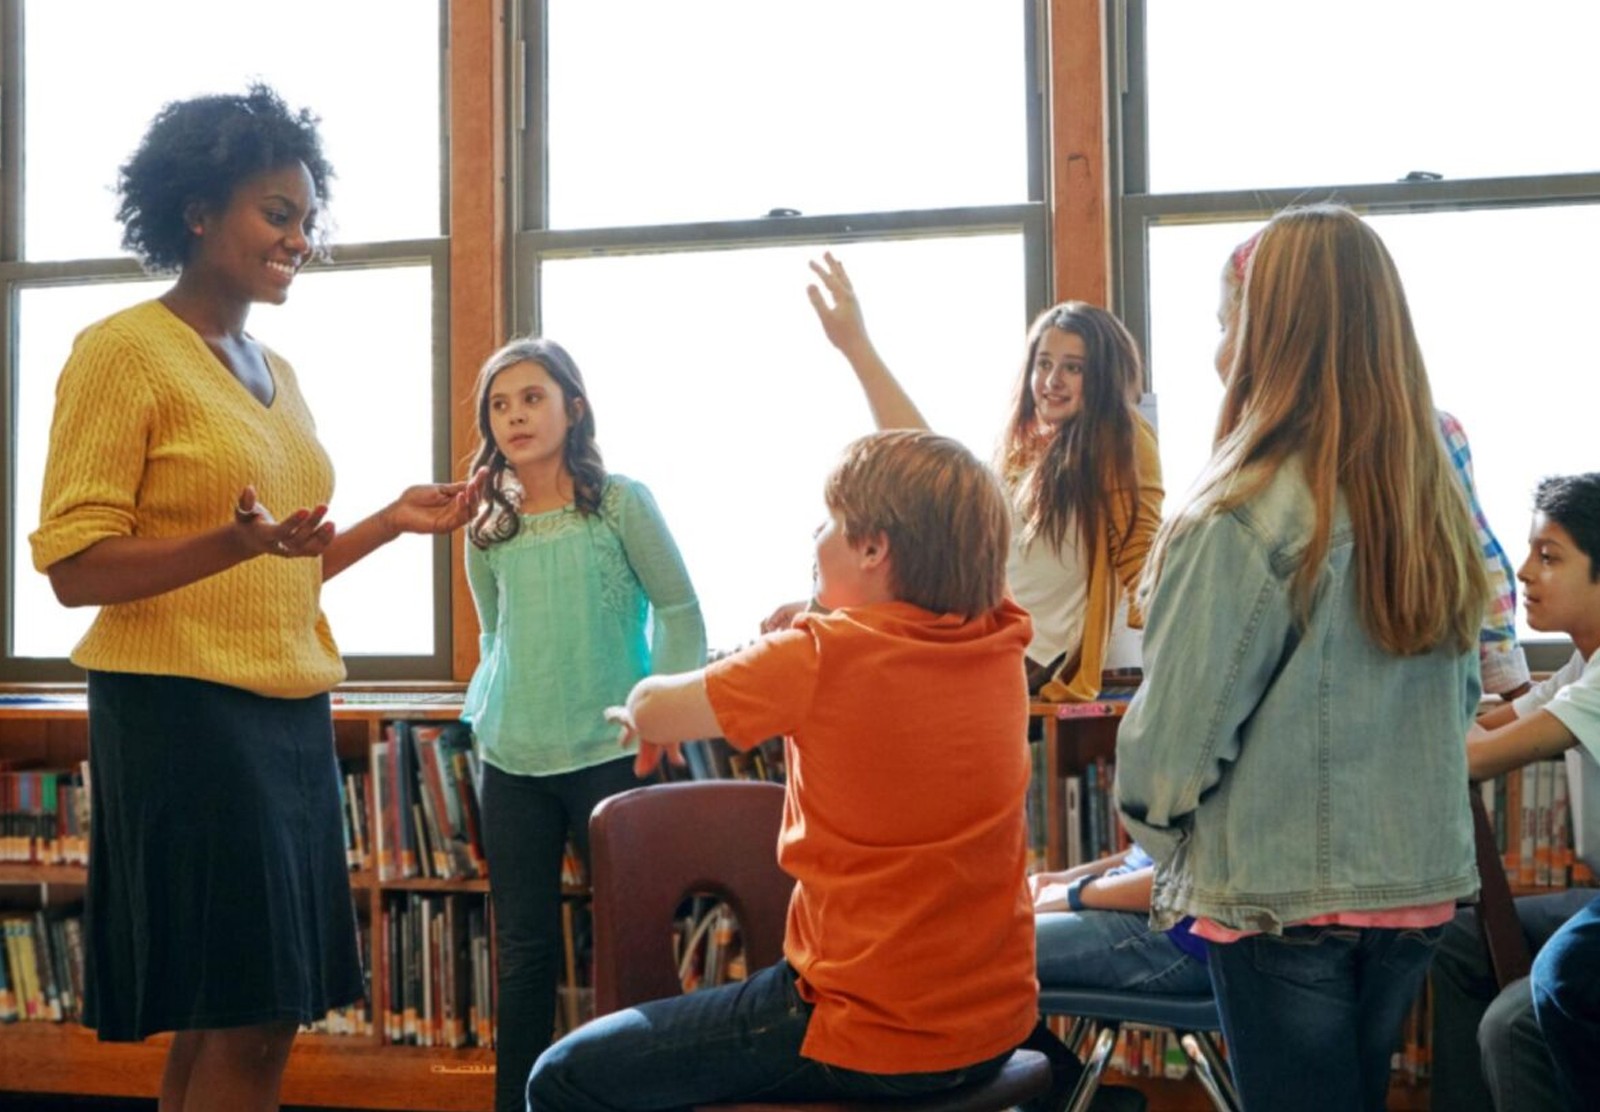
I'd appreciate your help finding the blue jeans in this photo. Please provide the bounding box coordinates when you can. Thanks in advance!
[1206,925,1441,1112]
[1035,910,1211,995]
[1531,892,1600,1111]
[527,959,1011,1112]
[480,757,644,1112]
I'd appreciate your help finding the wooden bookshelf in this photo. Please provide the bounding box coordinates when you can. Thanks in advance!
[0,687,496,1111]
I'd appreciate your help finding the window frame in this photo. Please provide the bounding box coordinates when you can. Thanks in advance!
[1110,0,1600,674]
[509,0,1054,341]
[0,0,461,682]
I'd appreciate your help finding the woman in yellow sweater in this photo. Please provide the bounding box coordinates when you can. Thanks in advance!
[28,85,481,1112]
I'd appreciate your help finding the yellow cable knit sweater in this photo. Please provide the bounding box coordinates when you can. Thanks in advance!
[29,299,346,698]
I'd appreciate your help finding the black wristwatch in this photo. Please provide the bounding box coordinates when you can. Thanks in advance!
[1065,872,1101,912]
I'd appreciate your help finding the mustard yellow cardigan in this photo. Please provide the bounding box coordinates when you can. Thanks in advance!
[1035,416,1164,703]
[29,300,345,698]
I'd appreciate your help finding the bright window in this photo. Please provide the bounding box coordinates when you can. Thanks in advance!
[1125,0,1600,660]
[545,0,1028,228]
[4,0,448,679]
[523,0,1044,652]
[1144,0,1600,193]
[541,235,1024,650]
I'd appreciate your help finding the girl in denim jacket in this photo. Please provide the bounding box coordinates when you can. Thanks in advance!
[1116,204,1486,1112]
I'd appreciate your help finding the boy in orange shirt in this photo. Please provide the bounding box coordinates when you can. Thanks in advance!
[528,429,1039,1110]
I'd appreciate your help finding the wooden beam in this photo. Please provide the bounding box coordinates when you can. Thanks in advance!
[1049,0,1111,306]
[448,0,508,681]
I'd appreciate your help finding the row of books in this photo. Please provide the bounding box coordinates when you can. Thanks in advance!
[0,910,82,1024]
[1481,757,1593,889]
[1060,757,1130,867]
[0,765,90,866]
[1025,746,1130,872]
[666,735,787,785]
[383,892,495,1049]
[370,721,489,883]
[303,919,375,1037]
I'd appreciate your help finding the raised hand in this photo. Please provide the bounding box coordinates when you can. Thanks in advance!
[806,252,873,357]
[804,253,929,431]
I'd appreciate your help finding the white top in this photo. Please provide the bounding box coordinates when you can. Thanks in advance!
[1513,649,1600,873]
[1007,500,1086,669]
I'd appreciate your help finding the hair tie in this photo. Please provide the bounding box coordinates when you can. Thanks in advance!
[1231,230,1263,284]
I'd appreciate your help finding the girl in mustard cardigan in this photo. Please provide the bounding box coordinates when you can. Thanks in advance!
[803,253,1163,702]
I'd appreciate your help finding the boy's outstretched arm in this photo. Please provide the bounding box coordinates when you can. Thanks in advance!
[1467,708,1578,782]
[806,252,930,431]
[610,671,723,776]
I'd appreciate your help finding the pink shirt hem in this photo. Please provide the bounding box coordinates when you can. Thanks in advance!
[1191,901,1456,944]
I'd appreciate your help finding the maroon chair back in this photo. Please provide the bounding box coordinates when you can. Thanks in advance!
[1470,787,1532,988]
[589,779,794,1015]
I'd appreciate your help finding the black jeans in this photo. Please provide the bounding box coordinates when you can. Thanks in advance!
[480,756,644,1112]
[1429,891,1588,1111]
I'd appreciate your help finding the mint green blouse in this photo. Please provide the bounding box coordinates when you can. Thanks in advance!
[462,475,706,775]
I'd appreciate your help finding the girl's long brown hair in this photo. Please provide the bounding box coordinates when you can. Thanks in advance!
[996,303,1145,560]
[465,338,606,548]
[1145,205,1486,655]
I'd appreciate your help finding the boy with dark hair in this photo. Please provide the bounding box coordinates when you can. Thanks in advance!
[527,429,1039,1110]
[1433,472,1600,1110]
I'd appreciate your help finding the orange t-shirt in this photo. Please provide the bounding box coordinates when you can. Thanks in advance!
[704,599,1038,1074]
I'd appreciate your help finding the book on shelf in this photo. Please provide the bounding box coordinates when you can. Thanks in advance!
[381,891,496,1049]
[370,721,487,883]
[673,897,745,996]
[1479,758,1593,891]
[1063,775,1084,867]
[0,765,89,866]
[0,905,85,1026]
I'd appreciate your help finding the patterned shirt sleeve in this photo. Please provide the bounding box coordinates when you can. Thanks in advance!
[1438,411,1531,695]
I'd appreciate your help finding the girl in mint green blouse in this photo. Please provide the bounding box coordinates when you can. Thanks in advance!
[460,337,705,1110]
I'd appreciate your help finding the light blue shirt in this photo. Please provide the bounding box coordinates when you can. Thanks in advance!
[462,475,706,775]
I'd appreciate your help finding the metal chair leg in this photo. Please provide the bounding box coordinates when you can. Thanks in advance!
[1180,1031,1239,1112]
[1063,1026,1117,1112]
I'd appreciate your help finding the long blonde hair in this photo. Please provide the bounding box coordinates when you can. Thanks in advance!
[1145,204,1485,655]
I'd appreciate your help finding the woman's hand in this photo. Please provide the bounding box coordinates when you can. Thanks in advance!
[233,484,335,558]
[379,468,489,538]
[806,252,873,357]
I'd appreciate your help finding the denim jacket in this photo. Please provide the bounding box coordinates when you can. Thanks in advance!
[1116,459,1481,934]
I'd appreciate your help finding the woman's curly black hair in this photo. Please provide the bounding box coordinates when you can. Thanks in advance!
[115,82,334,273]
